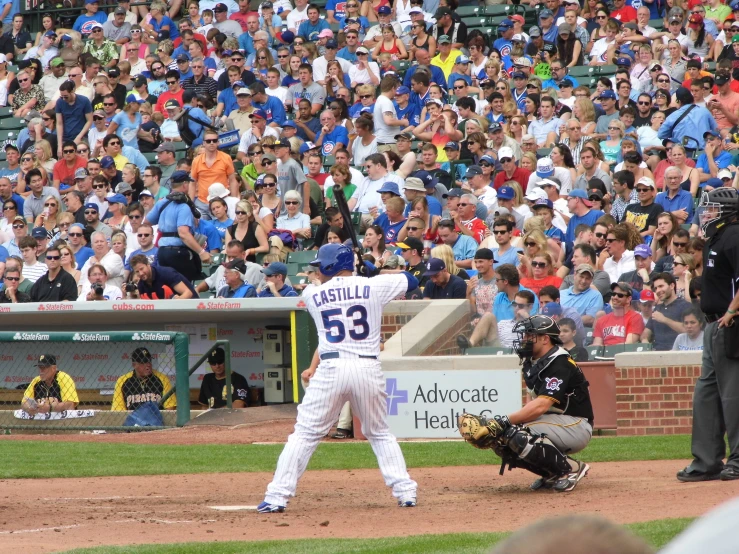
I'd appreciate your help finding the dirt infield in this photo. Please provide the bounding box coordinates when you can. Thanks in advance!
[2,426,738,553]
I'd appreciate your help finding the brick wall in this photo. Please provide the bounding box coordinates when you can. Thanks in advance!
[615,365,700,436]
[420,312,473,356]
[381,313,416,343]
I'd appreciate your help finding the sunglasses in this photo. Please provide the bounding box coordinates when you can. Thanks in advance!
[608,127,620,131]
[84,210,98,215]
[673,261,686,267]
[263,160,275,165]
[499,157,513,163]
[531,261,547,268]
[594,232,606,238]
[204,139,218,144]
[525,241,538,247]
[235,210,247,215]
[77,148,89,153]
[18,78,28,83]
[605,237,618,243]
[673,241,688,247]
[93,116,104,121]
[264,182,276,187]
[360,94,372,99]
[92,184,106,189]
[68,232,82,237]
[4,276,19,281]
[637,101,651,105]
[636,187,651,192]
[103,102,116,106]
[166,80,177,85]
[130,214,142,219]
[44,203,57,207]
[406,226,420,231]
[137,233,151,237]
[108,140,120,145]
[12,223,24,228]
[46,254,60,260]
[453,85,465,90]
[3,205,16,210]
[63,149,76,154]
[611,292,629,298]
[493,230,508,235]
[21,156,33,161]
[285,201,299,205]
[596,15,607,18]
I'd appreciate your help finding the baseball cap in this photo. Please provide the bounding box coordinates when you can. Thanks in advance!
[511,33,524,42]
[31,227,47,239]
[718,168,733,180]
[636,176,656,189]
[207,347,226,365]
[138,189,154,198]
[536,157,555,178]
[396,85,410,95]
[126,94,145,104]
[413,170,438,189]
[498,186,515,200]
[480,154,495,165]
[438,34,451,44]
[377,182,401,195]
[298,141,316,153]
[474,248,495,261]
[511,70,527,79]
[706,177,723,189]
[568,188,593,206]
[532,198,554,210]
[422,258,446,276]
[558,22,573,34]
[403,177,426,192]
[396,237,424,253]
[282,119,297,128]
[541,302,563,316]
[35,354,57,367]
[688,12,704,27]
[156,142,176,153]
[575,263,595,276]
[599,89,617,100]
[50,57,65,68]
[611,281,633,297]
[231,80,246,89]
[3,143,17,152]
[455,55,470,64]
[164,99,181,109]
[539,8,553,18]
[74,168,89,180]
[640,289,656,303]
[131,347,152,364]
[704,129,721,139]
[465,165,483,178]
[434,6,451,18]
[558,80,573,88]
[443,188,464,199]
[107,193,128,205]
[325,38,338,49]
[395,131,413,141]
[83,203,99,212]
[529,26,542,37]
[262,261,288,276]
[114,5,126,14]
[715,72,731,86]
[588,189,604,201]
[278,30,295,44]
[498,18,514,29]
[498,146,514,160]
[615,56,632,67]
[538,178,560,190]
[444,141,460,151]
[378,5,392,14]
[171,170,194,183]
[356,46,369,54]
[115,182,133,194]
[249,108,268,120]
[261,153,277,163]
[525,187,547,202]
[489,122,503,133]
[100,156,115,169]
[425,98,443,107]
[108,67,121,78]
[213,2,228,11]
[90,23,103,31]
[224,258,247,276]
[634,244,652,258]
[207,182,229,201]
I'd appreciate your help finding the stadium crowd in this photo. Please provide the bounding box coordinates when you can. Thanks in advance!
[0,0,727,358]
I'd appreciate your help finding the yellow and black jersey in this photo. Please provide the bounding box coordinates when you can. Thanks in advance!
[112,370,176,411]
[199,372,250,409]
[23,371,79,405]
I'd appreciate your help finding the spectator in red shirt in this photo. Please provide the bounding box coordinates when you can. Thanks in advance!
[155,70,185,118]
[305,152,328,187]
[520,252,563,297]
[592,282,645,346]
[611,0,637,22]
[53,142,87,189]
[493,146,531,191]
[452,193,487,244]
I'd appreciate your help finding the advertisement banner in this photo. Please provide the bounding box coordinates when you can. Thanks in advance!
[384,369,522,439]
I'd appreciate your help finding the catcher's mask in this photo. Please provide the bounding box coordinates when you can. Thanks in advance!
[698,187,739,238]
[512,315,562,360]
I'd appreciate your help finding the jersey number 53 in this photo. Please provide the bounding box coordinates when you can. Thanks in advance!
[321,306,369,343]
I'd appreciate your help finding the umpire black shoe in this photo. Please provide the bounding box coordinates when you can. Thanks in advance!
[676,467,722,482]
[720,466,739,481]
[456,335,471,352]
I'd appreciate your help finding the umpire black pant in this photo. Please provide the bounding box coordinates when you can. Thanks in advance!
[688,321,739,473]
[157,245,203,282]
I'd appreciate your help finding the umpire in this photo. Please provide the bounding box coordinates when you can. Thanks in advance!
[144,170,211,282]
[678,188,739,482]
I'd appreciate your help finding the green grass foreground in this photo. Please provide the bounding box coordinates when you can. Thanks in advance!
[58,518,694,554]
[0,435,695,479]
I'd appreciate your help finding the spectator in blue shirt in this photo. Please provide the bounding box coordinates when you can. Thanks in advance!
[492,263,540,321]
[560,264,604,327]
[315,108,349,156]
[437,219,477,268]
[298,5,330,42]
[565,189,605,246]
[491,217,523,268]
[695,130,732,183]
[658,87,718,150]
[195,214,223,253]
[73,0,108,36]
[131,255,197,299]
[249,81,287,126]
[656,166,695,225]
[258,262,298,297]
[217,259,257,298]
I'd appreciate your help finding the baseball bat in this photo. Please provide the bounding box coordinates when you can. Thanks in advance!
[332,184,369,275]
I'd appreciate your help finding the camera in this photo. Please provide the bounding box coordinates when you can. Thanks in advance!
[125,283,138,293]
[92,283,104,296]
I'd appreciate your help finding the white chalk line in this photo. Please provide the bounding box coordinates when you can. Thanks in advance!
[209,505,259,511]
[0,524,80,535]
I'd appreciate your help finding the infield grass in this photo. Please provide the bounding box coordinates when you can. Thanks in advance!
[58,518,694,554]
[0,435,698,479]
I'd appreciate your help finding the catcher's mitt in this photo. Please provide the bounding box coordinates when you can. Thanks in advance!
[457,413,509,449]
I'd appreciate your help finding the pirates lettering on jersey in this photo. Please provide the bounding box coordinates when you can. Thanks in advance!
[312,285,371,307]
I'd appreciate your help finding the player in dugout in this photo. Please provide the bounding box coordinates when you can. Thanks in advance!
[198,346,250,409]
[112,347,176,411]
[21,354,79,416]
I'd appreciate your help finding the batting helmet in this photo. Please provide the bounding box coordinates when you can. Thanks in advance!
[310,243,354,277]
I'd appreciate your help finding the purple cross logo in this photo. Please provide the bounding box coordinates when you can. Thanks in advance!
[386,378,408,416]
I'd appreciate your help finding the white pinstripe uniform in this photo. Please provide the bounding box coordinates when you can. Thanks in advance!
[263,274,418,507]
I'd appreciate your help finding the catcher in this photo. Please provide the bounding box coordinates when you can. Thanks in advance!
[459,315,594,492]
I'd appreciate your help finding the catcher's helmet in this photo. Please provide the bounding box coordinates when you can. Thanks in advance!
[513,315,562,344]
[310,243,354,276]
[698,187,739,236]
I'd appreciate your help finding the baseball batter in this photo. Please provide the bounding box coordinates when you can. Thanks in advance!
[258,244,419,513]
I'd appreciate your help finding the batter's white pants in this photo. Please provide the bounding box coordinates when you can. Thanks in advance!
[264,359,417,506]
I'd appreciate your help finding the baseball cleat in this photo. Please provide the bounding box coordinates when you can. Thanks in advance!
[676,467,722,482]
[257,501,286,513]
[398,499,417,507]
[530,476,557,491]
[553,461,590,492]
[720,466,739,481]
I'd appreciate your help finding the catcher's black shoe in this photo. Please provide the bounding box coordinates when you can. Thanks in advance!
[530,476,557,491]
[720,466,739,481]
[456,335,471,351]
[553,461,590,492]
[676,467,722,482]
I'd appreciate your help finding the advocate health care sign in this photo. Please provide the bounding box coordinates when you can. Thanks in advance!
[384,369,522,439]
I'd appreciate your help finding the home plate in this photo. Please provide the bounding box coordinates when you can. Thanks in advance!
[209,505,259,511]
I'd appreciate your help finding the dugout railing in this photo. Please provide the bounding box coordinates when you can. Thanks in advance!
[0,331,230,432]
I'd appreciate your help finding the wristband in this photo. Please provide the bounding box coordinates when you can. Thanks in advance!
[728,309,737,315]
